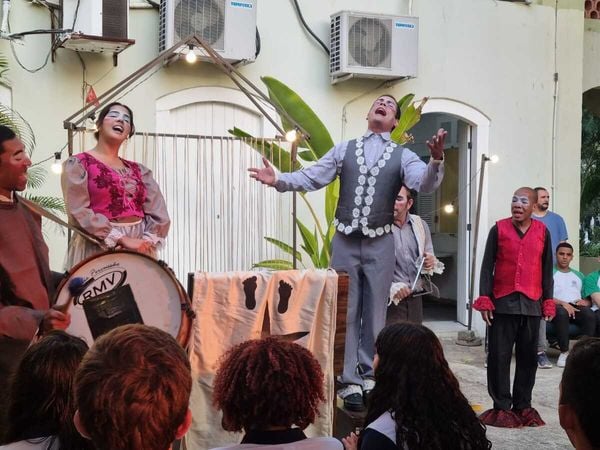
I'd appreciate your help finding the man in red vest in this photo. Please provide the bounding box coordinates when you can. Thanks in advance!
[474,186,555,428]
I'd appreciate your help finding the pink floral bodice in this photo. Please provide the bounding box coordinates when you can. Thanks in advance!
[74,153,146,220]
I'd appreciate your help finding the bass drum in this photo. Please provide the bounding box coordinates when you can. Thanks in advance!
[54,250,193,347]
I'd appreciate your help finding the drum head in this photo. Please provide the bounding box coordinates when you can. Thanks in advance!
[56,251,186,346]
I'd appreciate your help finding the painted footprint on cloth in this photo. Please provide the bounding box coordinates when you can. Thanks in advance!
[277,280,293,314]
[242,276,258,310]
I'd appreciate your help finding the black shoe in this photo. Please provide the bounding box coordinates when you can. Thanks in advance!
[343,393,365,412]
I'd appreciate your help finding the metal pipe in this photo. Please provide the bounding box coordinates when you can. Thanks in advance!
[468,154,489,330]
[291,140,298,269]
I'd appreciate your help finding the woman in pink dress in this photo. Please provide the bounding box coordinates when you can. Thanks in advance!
[62,102,170,268]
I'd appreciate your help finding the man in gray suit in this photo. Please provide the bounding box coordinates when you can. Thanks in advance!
[249,95,446,411]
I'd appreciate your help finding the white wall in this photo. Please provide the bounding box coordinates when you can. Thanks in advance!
[583,19,600,92]
[0,0,585,313]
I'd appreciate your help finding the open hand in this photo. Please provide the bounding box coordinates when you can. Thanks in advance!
[248,157,276,186]
[426,128,447,160]
[562,302,579,319]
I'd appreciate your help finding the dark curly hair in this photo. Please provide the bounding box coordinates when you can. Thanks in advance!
[364,323,491,450]
[3,331,92,450]
[212,337,326,432]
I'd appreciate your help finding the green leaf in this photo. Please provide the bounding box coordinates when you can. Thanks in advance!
[298,150,317,162]
[261,76,334,159]
[228,127,300,173]
[397,93,415,115]
[252,259,295,270]
[23,194,66,214]
[264,236,302,261]
[26,166,48,190]
[390,97,428,145]
[324,177,340,227]
[0,104,36,156]
[296,219,320,266]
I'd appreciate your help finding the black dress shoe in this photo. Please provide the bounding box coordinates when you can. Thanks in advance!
[343,392,365,412]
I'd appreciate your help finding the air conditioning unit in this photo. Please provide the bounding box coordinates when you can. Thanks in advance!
[330,11,418,84]
[62,0,129,40]
[159,0,257,64]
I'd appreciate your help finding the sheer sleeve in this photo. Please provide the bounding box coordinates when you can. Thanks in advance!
[61,156,123,247]
[139,163,170,248]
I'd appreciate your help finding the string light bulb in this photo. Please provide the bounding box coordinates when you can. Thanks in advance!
[51,152,62,175]
[443,203,455,214]
[285,129,298,143]
[489,154,499,164]
[185,45,197,64]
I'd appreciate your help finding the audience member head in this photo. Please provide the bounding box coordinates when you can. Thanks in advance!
[534,186,550,212]
[0,124,30,197]
[74,324,192,450]
[511,187,536,225]
[556,242,574,271]
[213,337,325,432]
[367,322,491,450]
[3,331,90,450]
[559,337,600,450]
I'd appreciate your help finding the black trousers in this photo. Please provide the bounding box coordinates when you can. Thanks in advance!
[487,313,540,411]
[552,305,596,352]
[386,295,423,325]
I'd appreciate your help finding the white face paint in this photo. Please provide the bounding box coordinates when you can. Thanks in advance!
[106,109,131,124]
[512,195,530,208]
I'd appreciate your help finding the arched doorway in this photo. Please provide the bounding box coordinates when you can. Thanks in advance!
[411,99,490,335]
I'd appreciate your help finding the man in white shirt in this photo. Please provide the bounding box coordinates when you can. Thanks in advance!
[550,243,596,367]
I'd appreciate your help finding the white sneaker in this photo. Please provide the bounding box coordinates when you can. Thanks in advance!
[362,379,375,392]
[337,383,362,399]
[557,352,569,368]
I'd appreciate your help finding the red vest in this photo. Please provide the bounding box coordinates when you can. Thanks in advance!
[493,217,546,301]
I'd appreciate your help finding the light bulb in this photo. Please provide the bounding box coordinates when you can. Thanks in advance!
[490,154,499,164]
[285,129,298,143]
[51,161,62,175]
[443,203,455,214]
[185,47,197,64]
[51,152,62,175]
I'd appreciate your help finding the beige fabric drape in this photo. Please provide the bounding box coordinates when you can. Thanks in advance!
[185,269,338,450]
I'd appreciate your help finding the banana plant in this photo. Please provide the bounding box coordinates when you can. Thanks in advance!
[230,76,427,269]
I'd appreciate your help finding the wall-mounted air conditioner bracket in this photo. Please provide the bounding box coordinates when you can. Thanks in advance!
[52,33,135,66]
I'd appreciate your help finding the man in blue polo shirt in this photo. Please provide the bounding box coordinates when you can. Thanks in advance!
[533,186,568,369]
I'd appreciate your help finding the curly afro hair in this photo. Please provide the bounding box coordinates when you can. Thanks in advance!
[212,337,326,432]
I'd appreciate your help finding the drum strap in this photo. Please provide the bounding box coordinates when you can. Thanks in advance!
[18,195,107,250]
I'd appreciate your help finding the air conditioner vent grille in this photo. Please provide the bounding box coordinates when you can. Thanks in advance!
[347,16,391,68]
[330,14,341,74]
[173,0,225,51]
[159,0,168,52]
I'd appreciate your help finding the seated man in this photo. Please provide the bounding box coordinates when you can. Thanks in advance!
[73,324,192,450]
[582,267,600,336]
[387,185,443,325]
[559,338,600,449]
[550,243,596,367]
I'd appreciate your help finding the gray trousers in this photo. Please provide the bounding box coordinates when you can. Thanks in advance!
[537,318,547,352]
[331,231,395,386]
